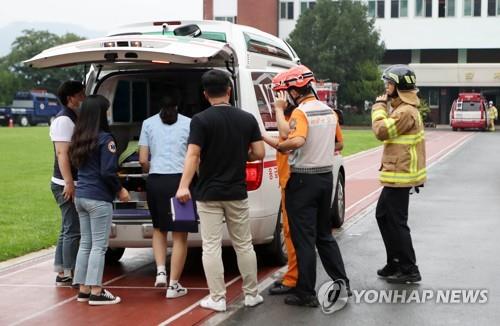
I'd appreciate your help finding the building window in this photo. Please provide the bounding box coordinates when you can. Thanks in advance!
[416,0,432,16]
[420,88,439,107]
[464,0,481,16]
[280,1,294,19]
[467,49,500,63]
[368,0,385,18]
[301,1,316,14]
[487,0,500,15]
[439,0,456,16]
[214,16,236,23]
[421,49,458,63]
[382,50,412,64]
[391,0,408,17]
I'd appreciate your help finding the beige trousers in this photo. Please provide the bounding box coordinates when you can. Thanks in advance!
[197,199,258,301]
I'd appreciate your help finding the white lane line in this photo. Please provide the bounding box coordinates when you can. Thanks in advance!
[7,263,151,326]
[345,187,382,213]
[345,132,475,213]
[344,146,382,162]
[199,131,475,326]
[345,130,465,180]
[0,284,210,290]
[8,295,77,326]
[5,131,476,326]
[158,276,242,326]
[0,258,53,280]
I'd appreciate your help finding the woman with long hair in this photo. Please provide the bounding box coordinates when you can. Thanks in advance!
[138,92,197,299]
[70,95,130,305]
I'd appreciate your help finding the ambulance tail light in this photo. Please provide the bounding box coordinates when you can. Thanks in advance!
[246,161,263,191]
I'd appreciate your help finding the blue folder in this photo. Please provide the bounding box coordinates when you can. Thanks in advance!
[170,197,196,222]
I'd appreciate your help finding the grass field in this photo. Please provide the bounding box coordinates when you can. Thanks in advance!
[0,127,59,262]
[0,126,381,262]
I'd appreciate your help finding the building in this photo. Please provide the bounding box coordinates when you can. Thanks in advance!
[204,0,500,124]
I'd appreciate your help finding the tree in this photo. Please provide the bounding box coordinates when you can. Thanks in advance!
[288,0,385,107]
[0,30,85,105]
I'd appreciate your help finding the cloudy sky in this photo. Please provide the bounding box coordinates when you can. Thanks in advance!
[0,0,204,31]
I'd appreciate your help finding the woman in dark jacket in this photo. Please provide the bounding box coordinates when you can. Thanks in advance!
[70,95,129,305]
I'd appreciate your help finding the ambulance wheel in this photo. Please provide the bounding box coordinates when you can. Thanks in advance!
[331,172,345,229]
[105,247,125,264]
[19,115,29,127]
[259,208,287,266]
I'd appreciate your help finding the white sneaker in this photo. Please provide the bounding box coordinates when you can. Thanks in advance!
[155,271,167,287]
[200,296,226,312]
[244,294,264,307]
[166,282,188,298]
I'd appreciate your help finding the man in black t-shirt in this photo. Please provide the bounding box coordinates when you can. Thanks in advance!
[176,69,265,312]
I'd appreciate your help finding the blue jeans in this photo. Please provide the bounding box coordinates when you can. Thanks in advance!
[73,197,113,286]
[51,183,80,273]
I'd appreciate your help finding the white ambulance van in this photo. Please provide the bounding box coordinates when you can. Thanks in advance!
[26,21,345,264]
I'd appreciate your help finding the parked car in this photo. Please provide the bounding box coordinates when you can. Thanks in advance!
[0,90,63,126]
[25,20,346,264]
[450,93,489,131]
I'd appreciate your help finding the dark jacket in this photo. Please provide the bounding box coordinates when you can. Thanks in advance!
[75,132,121,202]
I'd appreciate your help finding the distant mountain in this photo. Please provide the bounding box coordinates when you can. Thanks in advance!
[0,21,104,56]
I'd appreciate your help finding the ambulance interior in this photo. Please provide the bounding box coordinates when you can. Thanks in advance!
[95,68,233,206]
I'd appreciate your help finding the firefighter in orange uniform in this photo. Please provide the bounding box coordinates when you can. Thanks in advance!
[263,89,344,295]
[262,91,297,295]
[271,65,349,307]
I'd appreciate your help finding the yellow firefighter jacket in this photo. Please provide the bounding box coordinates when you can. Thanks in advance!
[371,91,427,187]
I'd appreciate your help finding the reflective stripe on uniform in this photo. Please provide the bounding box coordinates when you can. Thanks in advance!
[380,168,427,184]
[384,118,398,139]
[383,130,425,145]
[372,109,387,122]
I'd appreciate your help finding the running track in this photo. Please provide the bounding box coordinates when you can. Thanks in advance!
[0,130,475,326]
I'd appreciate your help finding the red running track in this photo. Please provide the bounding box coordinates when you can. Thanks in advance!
[0,130,475,326]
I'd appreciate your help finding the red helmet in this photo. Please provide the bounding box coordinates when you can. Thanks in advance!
[272,65,316,91]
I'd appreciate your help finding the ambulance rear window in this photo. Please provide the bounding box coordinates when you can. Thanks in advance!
[461,101,481,111]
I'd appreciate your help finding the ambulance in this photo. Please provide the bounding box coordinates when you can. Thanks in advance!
[450,93,489,131]
[25,21,346,264]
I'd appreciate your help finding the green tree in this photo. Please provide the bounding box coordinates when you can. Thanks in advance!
[0,30,85,105]
[288,0,385,107]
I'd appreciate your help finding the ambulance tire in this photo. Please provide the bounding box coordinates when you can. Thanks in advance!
[105,247,125,265]
[19,115,29,127]
[259,208,287,266]
[331,172,345,229]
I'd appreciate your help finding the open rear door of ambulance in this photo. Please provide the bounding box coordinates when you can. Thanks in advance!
[24,34,235,69]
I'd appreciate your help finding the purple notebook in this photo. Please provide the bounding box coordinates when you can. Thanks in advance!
[170,197,196,222]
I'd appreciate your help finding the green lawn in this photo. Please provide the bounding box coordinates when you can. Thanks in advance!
[0,126,380,262]
[0,127,59,262]
[342,129,381,157]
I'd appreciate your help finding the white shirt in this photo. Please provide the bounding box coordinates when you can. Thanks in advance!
[50,116,75,185]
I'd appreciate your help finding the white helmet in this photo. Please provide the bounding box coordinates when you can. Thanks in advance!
[489,100,494,105]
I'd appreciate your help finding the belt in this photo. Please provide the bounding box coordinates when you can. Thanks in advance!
[290,165,333,174]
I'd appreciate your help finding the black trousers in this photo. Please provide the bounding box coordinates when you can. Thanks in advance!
[375,186,417,273]
[285,172,348,297]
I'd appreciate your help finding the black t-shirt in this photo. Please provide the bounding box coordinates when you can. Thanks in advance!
[188,105,262,201]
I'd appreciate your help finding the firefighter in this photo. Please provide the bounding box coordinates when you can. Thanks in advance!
[273,65,349,307]
[261,91,298,295]
[488,101,497,131]
[371,64,426,284]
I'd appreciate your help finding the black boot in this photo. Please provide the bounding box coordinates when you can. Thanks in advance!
[377,264,400,278]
